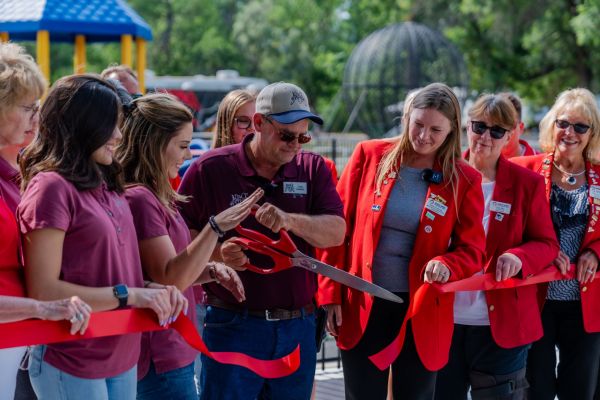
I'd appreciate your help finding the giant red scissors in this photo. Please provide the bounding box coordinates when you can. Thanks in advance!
[231,223,403,303]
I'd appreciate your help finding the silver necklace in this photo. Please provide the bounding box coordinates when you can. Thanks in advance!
[553,161,585,185]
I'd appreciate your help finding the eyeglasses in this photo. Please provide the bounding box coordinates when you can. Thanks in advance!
[264,117,312,144]
[234,116,252,129]
[470,121,508,140]
[555,119,590,134]
[19,102,40,120]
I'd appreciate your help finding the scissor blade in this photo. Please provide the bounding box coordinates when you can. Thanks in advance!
[297,259,403,303]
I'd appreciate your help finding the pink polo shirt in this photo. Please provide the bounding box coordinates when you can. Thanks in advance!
[0,157,21,215]
[18,172,144,379]
[125,185,197,378]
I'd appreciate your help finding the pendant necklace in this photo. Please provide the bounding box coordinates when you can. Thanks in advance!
[553,161,585,185]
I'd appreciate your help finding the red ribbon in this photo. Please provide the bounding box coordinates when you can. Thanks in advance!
[0,308,300,379]
[369,266,595,371]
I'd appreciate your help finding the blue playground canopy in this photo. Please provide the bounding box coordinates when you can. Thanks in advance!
[0,0,152,42]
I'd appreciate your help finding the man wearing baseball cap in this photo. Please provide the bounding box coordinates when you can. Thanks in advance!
[178,82,345,399]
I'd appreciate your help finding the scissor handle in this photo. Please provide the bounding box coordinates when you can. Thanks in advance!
[235,211,298,255]
[229,237,293,274]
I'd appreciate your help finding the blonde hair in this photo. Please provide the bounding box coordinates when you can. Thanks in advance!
[539,88,600,162]
[468,94,518,131]
[213,89,256,148]
[0,42,46,119]
[375,83,463,194]
[117,93,193,210]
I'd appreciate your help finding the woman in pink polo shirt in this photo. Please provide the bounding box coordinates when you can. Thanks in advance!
[0,42,94,400]
[18,75,185,400]
[117,93,262,399]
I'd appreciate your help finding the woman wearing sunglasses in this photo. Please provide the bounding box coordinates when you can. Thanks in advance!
[435,94,559,400]
[319,83,486,399]
[512,88,600,400]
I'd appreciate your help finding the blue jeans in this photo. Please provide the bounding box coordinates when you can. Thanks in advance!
[194,303,207,397]
[137,361,197,400]
[200,306,316,400]
[29,345,136,400]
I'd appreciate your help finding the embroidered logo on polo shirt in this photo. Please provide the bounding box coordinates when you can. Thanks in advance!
[230,192,249,206]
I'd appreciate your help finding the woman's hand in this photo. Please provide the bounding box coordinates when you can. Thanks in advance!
[129,287,173,326]
[495,253,523,281]
[144,283,189,323]
[553,250,570,275]
[423,260,451,283]
[38,296,92,335]
[165,285,188,323]
[213,188,264,232]
[324,304,342,336]
[577,250,598,284]
[209,263,245,302]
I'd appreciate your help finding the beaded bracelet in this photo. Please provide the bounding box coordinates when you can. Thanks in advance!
[208,216,225,237]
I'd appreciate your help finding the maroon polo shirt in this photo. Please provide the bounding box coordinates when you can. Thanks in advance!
[18,172,143,379]
[0,157,21,214]
[125,186,197,378]
[178,134,343,310]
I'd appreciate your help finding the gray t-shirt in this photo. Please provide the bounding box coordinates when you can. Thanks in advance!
[372,166,429,292]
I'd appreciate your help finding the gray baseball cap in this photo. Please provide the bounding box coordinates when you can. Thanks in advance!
[256,82,323,125]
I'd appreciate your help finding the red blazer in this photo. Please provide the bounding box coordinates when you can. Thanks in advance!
[480,156,559,348]
[512,153,600,333]
[318,139,486,366]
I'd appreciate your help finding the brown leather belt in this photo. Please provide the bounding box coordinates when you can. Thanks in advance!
[206,295,315,321]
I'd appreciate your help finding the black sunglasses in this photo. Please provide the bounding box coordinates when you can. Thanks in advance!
[264,117,312,144]
[234,116,252,129]
[470,121,508,139]
[555,119,590,134]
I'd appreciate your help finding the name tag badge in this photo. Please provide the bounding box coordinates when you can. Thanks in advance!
[590,185,600,199]
[425,198,448,217]
[283,182,307,195]
[372,204,381,212]
[490,201,511,215]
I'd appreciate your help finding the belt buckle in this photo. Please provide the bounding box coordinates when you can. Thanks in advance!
[265,310,280,321]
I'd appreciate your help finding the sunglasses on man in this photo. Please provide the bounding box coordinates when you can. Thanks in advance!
[470,121,509,140]
[264,117,312,144]
[554,119,590,134]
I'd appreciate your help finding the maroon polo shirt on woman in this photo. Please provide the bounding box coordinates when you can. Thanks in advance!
[125,185,197,379]
[18,172,144,379]
[0,157,21,214]
[178,134,344,310]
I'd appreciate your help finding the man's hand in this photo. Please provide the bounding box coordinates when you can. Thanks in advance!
[255,203,291,233]
[220,238,248,271]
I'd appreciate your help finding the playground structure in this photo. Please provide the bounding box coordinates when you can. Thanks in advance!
[0,0,152,92]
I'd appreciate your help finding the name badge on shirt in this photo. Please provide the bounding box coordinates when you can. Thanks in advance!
[425,198,448,217]
[283,182,307,195]
[490,200,511,215]
[590,185,600,199]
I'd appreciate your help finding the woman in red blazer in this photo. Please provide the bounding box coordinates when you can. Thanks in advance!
[512,88,600,400]
[435,94,559,400]
[318,83,486,400]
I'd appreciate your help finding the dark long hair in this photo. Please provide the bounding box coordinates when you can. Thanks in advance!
[20,74,124,192]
